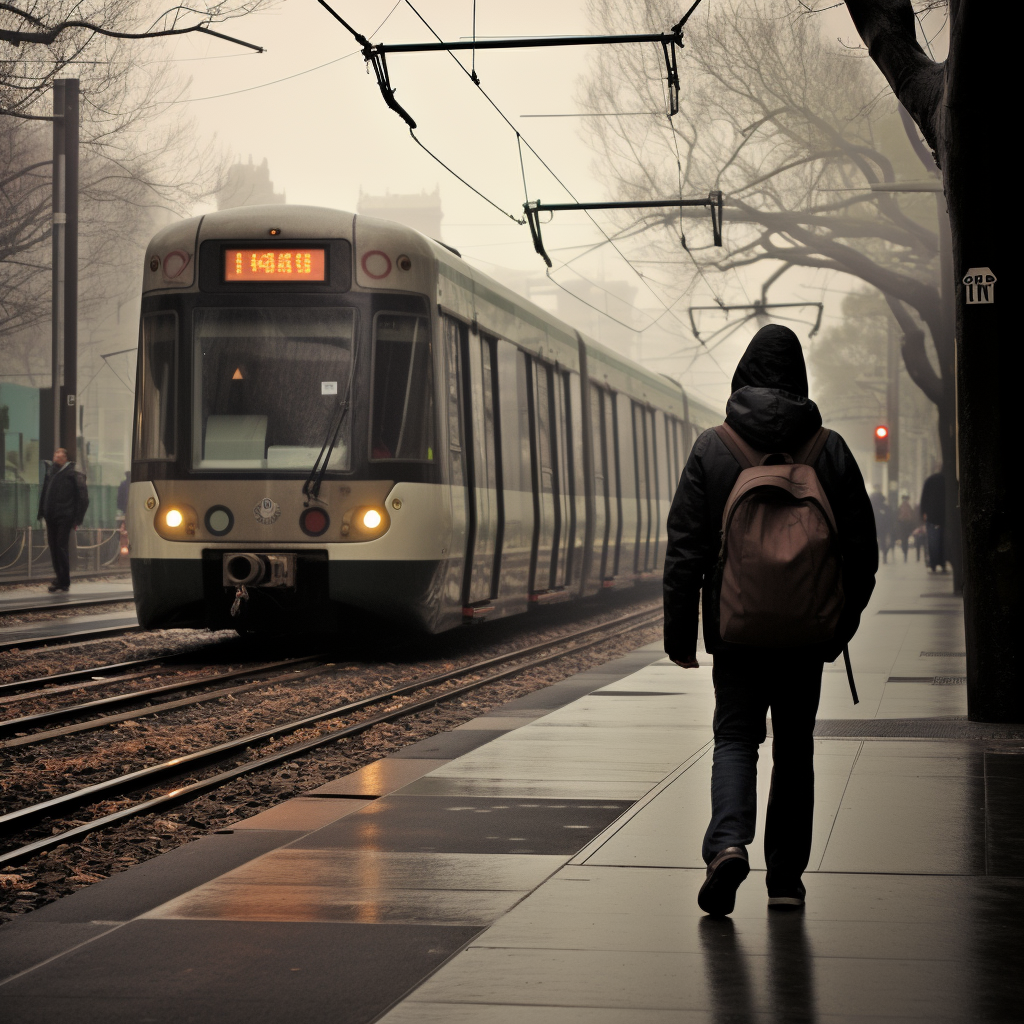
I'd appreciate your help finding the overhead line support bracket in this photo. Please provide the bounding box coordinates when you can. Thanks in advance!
[687,300,824,341]
[365,21,690,122]
[523,192,724,268]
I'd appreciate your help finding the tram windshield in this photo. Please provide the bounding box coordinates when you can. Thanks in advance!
[193,307,356,472]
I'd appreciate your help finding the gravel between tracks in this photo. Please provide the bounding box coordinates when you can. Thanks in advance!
[0,597,664,923]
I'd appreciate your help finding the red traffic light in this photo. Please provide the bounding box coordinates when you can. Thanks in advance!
[874,424,890,462]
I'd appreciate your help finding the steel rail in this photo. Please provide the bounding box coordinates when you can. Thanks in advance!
[0,655,326,741]
[0,641,239,697]
[0,594,133,615]
[0,622,141,655]
[0,606,661,863]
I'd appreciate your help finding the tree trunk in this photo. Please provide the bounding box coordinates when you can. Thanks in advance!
[845,0,1020,720]
[945,0,1019,721]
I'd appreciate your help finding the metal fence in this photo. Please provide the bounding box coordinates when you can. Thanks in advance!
[0,481,127,580]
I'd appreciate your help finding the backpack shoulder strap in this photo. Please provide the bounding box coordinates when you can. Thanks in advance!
[714,423,762,470]
[794,427,830,467]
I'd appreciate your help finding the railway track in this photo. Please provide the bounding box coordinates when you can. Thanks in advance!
[0,593,134,615]
[0,638,241,697]
[0,605,661,867]
[0,655,329,745]
[0,619,142,655]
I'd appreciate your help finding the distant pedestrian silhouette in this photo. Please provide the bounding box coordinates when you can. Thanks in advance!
[920,470,946,572]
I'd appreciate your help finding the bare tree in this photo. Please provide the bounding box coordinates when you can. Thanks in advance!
[0,1,268,379]
[841,0,1017,719]
[579,0,955,536]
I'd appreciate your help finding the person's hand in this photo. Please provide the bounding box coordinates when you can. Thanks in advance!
[672,658,700,669]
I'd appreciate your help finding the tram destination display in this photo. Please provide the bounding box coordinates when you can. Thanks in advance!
[224,247,326,282]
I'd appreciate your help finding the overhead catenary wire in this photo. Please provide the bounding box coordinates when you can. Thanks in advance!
[320,0,705,339]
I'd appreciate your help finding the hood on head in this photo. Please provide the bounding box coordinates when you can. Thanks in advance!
[731,324,808,397]
[725,387,822,452]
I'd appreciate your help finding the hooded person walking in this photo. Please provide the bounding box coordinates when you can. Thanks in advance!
[664,325,877,915]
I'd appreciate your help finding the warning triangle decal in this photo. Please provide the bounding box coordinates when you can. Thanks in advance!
[232,368,243,380]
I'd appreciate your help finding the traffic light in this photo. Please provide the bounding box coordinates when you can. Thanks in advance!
[874,424,890,462]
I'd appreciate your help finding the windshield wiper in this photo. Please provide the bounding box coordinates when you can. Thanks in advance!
[302,397,350,505]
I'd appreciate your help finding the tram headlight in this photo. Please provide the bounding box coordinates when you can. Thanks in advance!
[155,503,198,540]
[341,505,390,540]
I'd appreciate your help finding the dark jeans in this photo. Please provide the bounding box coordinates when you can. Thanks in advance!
[46,517,74,588]
[703,657,823,888]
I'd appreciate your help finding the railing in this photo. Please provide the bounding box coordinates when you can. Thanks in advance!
[0,526,128,580]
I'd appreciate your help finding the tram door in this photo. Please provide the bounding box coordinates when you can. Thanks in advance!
[442,316,469,613]
[527,359,558,593]
[461,329,502,605]
[589,384,610,581]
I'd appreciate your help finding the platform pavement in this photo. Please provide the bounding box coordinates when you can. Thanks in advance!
[0,580,133,610]
[1,560,1021,1023]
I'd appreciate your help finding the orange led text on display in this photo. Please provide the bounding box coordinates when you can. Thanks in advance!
[224,248,326,282]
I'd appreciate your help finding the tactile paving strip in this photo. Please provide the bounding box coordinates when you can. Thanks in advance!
[813,718,1024,740]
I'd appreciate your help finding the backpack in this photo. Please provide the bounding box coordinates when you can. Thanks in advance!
[713,423,844,648]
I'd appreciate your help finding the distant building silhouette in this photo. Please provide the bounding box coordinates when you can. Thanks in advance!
[218,157,285,210]
[357,186,442,239]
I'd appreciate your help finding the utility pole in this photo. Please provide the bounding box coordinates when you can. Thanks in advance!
[49,78,79,461]
[886,315,900,509]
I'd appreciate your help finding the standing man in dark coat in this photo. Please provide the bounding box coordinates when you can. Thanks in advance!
[919,469,946,572]
[37,448,90,593]
[664,325,877,916]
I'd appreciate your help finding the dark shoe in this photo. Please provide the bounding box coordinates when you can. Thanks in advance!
[47,584,62,593]
[698,846,749,916]
[768,879,806,909]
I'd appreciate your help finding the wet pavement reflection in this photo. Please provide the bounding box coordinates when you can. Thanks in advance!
[701,911,817,1024]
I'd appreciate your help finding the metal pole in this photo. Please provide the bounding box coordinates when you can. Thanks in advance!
[886,316,900,509]
[51,80,65,458]
[63,79,79,463]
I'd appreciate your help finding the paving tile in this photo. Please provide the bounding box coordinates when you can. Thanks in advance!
[819,770,986,874]
[305,758,448,797]
[455,716,537,731]
[399,777,654,801]
[583,741,857,873]
[143,849,563,925]
[389,729,508,759]
[0,919,481,1024]
[144,849,565,898]
[145,882,526,925]
[228,796,367,831]
[379,1005,712,1023]
[0,921,116,984]
[984,752,1024,876]
[21,831,299,924]
[471,866,1022,961]
[288,796,635,856]
[403,945,988,1017]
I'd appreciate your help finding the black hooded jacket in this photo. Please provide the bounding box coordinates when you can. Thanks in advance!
[663,325,878,663]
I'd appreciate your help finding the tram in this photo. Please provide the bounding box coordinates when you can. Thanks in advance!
[128,205,720,633]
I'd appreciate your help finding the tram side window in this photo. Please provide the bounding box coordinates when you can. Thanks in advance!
[136,312,177,460]
[371,313,435,461]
